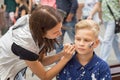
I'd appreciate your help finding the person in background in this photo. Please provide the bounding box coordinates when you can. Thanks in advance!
[55,0,78,53]
[15,0,29,20]
[82,0,101,24]
[0,5,6,36]
[26,0,33,13]
[88,0,120,62]
[57,20,111,80]
[76,0,84,21]
[0,5,75,80]
[3,0,18,34]
[3,0,17,25]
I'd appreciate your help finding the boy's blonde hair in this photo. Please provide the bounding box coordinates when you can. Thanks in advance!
[75,20,100,38]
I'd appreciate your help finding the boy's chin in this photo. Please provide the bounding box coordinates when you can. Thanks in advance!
[76,51,86,55]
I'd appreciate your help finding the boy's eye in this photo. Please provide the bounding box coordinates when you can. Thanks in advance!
[84,39,92,42]
[75,37,92,43]
[84,39,90,42]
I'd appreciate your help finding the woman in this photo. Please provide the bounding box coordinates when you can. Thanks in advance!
[0,5,75,80]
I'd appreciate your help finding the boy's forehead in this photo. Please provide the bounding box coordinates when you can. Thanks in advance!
[76,28,93,33]
[75,29,97,38]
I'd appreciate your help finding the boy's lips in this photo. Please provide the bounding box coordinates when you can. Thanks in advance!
[78,48,86,51]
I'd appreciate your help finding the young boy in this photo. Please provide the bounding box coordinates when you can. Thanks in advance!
[57,20,112,80]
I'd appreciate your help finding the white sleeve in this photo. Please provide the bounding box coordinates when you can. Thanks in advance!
[12,15,40,55]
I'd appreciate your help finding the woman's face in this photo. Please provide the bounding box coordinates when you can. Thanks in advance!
[44,22,62,39]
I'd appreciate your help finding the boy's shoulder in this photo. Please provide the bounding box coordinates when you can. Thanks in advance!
[93,53,110,68]
[62,52,110,70]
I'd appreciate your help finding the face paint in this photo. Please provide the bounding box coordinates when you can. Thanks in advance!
[88,42,94,48]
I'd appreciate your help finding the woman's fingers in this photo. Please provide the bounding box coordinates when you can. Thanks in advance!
[63,43,75,59]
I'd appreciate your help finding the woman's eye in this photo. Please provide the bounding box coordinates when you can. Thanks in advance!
[76,38,81,41]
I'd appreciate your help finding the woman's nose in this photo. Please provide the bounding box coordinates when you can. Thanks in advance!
[57,31,62,37]
[58,30,62,36]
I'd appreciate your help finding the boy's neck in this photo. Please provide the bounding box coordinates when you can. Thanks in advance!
[76,52,94,66]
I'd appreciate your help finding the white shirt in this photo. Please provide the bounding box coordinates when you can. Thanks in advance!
[0,15,40,80]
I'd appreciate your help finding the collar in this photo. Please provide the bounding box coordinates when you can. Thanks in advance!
[71,52,100,70]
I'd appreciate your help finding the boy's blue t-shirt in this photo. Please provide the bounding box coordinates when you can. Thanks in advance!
[57,52,112,80]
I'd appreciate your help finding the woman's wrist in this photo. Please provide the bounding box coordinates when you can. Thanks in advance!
[60,56,70,63]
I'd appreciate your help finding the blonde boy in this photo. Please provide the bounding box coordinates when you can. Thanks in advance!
[57,20,111,80]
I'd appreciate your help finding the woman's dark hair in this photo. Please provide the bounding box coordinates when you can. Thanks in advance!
[29,5,63,54]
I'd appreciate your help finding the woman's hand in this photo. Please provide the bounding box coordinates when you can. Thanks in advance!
[61,43,75,61]
[66,13,74,22]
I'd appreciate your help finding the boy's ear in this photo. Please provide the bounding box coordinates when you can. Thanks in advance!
[93,38,100,48]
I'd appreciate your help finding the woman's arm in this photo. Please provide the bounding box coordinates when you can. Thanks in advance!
[15,7,18,18]
[25,44,75,80]
[25,57,70,80]
[28,0,32,12]
[39,51,64,66]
